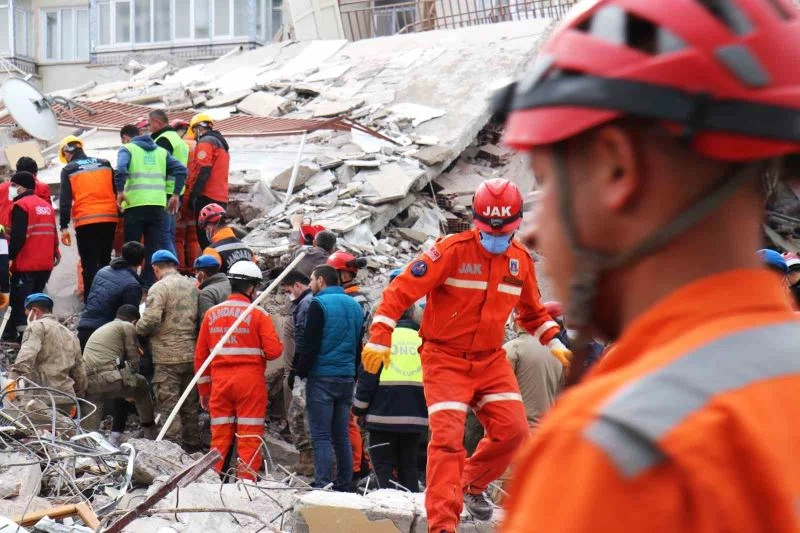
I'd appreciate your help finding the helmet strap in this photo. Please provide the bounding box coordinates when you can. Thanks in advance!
[551,142,765,384]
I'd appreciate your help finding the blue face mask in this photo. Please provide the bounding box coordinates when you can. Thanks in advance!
[479,232,512,254]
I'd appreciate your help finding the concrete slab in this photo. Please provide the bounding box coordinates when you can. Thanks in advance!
[312,101,360,118]
[271,165,318,191]
[361,162,425,205]
[205,89,254,108]
[237,92,289,117]
[410,145,453,167]
[389,103,445,127]
[0,451,41,499]
[4,141,44,171]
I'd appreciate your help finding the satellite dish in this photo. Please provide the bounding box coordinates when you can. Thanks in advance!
[1,77,59,141]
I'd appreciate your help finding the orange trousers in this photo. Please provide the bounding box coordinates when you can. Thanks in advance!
[422,344,528,533]
[176,206,200,274]
[209,368,267,481]
[349,415,364,473]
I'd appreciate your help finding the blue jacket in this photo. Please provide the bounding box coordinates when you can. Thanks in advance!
[114,135,187,194]
[295,286,363,379]
[353,316,428,433]
[291,288,313,366]
[78,258,143,331]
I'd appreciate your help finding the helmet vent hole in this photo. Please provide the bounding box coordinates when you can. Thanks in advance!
[695,0,753,35]
[584,5,685,56]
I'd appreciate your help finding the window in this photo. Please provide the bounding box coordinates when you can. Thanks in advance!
[174,0,190,38]
[154,0,171,41]
[271,0,281,37]
[134,0,151,42]
[233,0,248,35]
[13,0,33,57]
[42,8,91,61]
[256,0,263,39]
[195,0,210,38]
[115,0,131,42]
[98,1,111,45]
[0,4,8,55]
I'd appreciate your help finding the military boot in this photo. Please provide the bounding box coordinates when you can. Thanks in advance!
[463,491,494,521]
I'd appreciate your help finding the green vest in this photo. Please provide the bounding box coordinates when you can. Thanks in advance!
[154,130,189,195]
[380,327,423,383]
[123,143,168,208]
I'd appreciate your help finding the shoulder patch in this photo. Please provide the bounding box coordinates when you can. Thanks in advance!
[197,151,208,160]
[410,260,428,277]
[424,246,441,262]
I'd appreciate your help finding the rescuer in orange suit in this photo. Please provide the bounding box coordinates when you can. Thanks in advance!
[494,0,800,532]
[363,178,571,532]
[173,119,200,274]
[195,260,283,480]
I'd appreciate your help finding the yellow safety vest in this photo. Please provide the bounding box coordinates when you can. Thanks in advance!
[379,327,423,383]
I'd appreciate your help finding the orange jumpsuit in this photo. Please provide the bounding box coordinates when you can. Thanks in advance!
[195,293,283,480]
[369,228,559,532]
[177,139,199,274]
[345,283,371,477]
[503,269,800,533]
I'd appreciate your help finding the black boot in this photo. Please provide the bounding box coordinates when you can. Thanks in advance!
[463,492,493,521]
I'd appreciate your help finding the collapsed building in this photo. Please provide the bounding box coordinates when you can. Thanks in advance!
[0,18,556,532]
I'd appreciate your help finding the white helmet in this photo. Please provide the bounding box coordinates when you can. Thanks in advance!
[227,261,262,282]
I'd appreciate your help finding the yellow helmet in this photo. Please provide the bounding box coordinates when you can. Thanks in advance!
[189,113,214,131]
[58,135,83,164]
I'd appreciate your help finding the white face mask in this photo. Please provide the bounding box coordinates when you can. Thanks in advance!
[8,186,17,200]
[26,310,37,326]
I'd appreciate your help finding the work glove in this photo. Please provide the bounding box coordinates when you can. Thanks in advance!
[361,344,391,374]
[2,380,15,401]
[548,338,573,368]
[0,293,8,310]
[60,229,71,246]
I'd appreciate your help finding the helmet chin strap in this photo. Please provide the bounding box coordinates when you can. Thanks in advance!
[552,142,765,384]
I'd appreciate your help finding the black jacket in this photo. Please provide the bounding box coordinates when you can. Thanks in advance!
[78,258,143,331]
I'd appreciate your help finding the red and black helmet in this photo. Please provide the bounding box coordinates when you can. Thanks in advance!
[198,203,226,229]
[472,178,523,234]
[498,0,800,161]
[327,251,361,273]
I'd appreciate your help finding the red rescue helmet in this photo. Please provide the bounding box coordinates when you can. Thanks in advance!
[198,203,226,229]
[170,119,190,130]
[499,0,800,161]
[472,178,523,234]
[544,301,563,319]
[326,251,364,274]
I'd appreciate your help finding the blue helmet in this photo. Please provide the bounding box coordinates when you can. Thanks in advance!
[151,249,179,265]
[757,249,787,274]
[194,254,220,269]
[24,292,53,309]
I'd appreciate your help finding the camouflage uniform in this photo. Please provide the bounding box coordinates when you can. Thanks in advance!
[136,271,201,450]
[83,319,154,431]
[9,314,87,408]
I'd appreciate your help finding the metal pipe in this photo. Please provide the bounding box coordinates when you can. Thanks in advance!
[156,252,307,441]
[281,131,307,212]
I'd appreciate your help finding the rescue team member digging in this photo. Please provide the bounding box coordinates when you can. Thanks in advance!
[197,203,253,274]
[58,135,119,301]
[496,0,800,531]
[195,260,282,480]
[364,178,571,532]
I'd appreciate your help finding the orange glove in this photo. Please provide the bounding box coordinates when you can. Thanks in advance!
[0,293,8,310]
[3,381,16,401]
[361,343,391,374]
[60,229,72,246]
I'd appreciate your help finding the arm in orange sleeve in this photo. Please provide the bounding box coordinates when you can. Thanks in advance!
[504,425,689,533]
[194,314,212,397]
[257,309,283,360]
[369,241,454,348]
[202,246,222,266]
[515,251,560,345]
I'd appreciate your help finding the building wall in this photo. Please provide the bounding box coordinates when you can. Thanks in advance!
[39,62,125,91]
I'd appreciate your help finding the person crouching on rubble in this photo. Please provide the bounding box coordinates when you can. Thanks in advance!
[8,293,86,413]
[83,304,156,443]
[195,261,282,480]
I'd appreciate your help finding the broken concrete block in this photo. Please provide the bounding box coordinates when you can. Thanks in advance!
[478,144,513,164]
[0,451,41,499]
[271,165,318,192]
[345,159,382,169]
[127,438,219,486]
[293,489,415,533]
[361,163,425,205]
[263,432,299,469]
[205,89,253,108]
[237,92,289,117]
[396,228,429,244]
[389,103,446,127]
[312,101,358,118]
[316,155,343,170]
[410,145,454,167]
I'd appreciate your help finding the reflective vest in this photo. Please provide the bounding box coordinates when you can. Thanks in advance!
[13,194,56,272]
[380,327,423,384]
[122,143,168,208]
[154,130,189,195]
[203,227,253,274]
[68,158,118,227]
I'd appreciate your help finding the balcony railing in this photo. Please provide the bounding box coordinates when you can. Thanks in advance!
[339,0,578,40]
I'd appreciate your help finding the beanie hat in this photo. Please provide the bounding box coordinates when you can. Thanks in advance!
[11,171,35,190]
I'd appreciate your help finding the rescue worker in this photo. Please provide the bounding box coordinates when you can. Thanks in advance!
[136,249,201,452]
[495,1,800,531]
[326,250,372,480]
[195,260,283,480]
[7,171,59,342]
[83,304,155,441]
[186,114,230,249]
[289,213,337,277]
[115,124,187,287]
[353,271,427,492]
[194,254,231,323]
[58,135,119,301]
[363,178,570,530]
[173,119,200,275]
[149,110,190,255]
[9,294,86,409]
[280,270,314,475]
[197,203,253,274]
